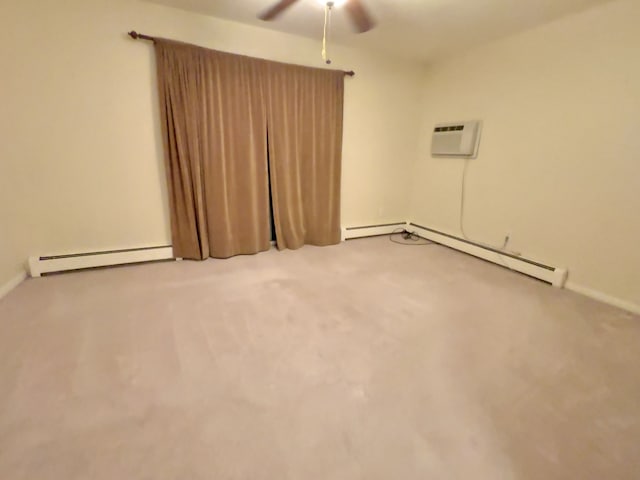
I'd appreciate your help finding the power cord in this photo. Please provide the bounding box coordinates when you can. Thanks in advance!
[390,228,434,246]
[459,158,518,269]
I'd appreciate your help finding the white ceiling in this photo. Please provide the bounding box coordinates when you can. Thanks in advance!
[146,0,613,63]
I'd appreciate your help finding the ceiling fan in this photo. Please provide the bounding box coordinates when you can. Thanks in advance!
[258,0,376,34]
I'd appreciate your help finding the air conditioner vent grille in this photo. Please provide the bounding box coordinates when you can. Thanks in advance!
[434,125,464,132]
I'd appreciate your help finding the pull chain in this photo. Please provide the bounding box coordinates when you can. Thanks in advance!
[322,2,334,64]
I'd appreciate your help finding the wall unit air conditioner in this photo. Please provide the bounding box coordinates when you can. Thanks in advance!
[431,120,482,158]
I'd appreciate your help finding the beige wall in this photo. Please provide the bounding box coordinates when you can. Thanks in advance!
[0,0,423,286]
[409,0,640,307]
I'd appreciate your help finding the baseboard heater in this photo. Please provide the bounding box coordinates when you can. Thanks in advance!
[409,223,568,287]
[28,246,178,277]
[342,222,406,241]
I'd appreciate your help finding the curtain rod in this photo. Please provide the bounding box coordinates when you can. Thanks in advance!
[127,31,356,77]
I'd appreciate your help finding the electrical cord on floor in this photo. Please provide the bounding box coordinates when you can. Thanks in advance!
[389,228,434,246]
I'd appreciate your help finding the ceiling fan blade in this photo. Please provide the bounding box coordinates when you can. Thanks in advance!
[258,0,300,21]
[344,0,375,33]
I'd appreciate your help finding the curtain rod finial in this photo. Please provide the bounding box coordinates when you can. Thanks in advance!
[128,31,156,43]
[345,70,355,77]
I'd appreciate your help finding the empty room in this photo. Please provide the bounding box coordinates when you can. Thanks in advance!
[1,0,639,478]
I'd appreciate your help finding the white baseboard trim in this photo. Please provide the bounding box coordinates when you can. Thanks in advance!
[565,282,640,315]
[409,223,568,287]
[342,222,408,241]
[0,270,27,301]
[28,246,175,277]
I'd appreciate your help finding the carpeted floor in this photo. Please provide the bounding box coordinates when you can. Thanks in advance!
[0,236,639,479]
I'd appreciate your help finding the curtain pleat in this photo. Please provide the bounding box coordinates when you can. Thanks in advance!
[155,40,271,259]
[265,64,345,250]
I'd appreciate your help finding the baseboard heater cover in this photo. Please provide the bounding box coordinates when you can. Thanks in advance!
[342,222,408,241]
[28,246,178,277]
[409,223,568,287]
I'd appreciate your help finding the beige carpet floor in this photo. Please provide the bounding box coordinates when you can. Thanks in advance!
[0,236,639,479]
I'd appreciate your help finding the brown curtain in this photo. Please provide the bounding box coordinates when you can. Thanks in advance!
[155,39,344,259]
[265,63,344,250]
[155,39,271,259]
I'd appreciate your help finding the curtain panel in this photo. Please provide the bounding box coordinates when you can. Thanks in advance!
[265,63,344,250]
[155,40,271,259]
[154,39,344,259]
